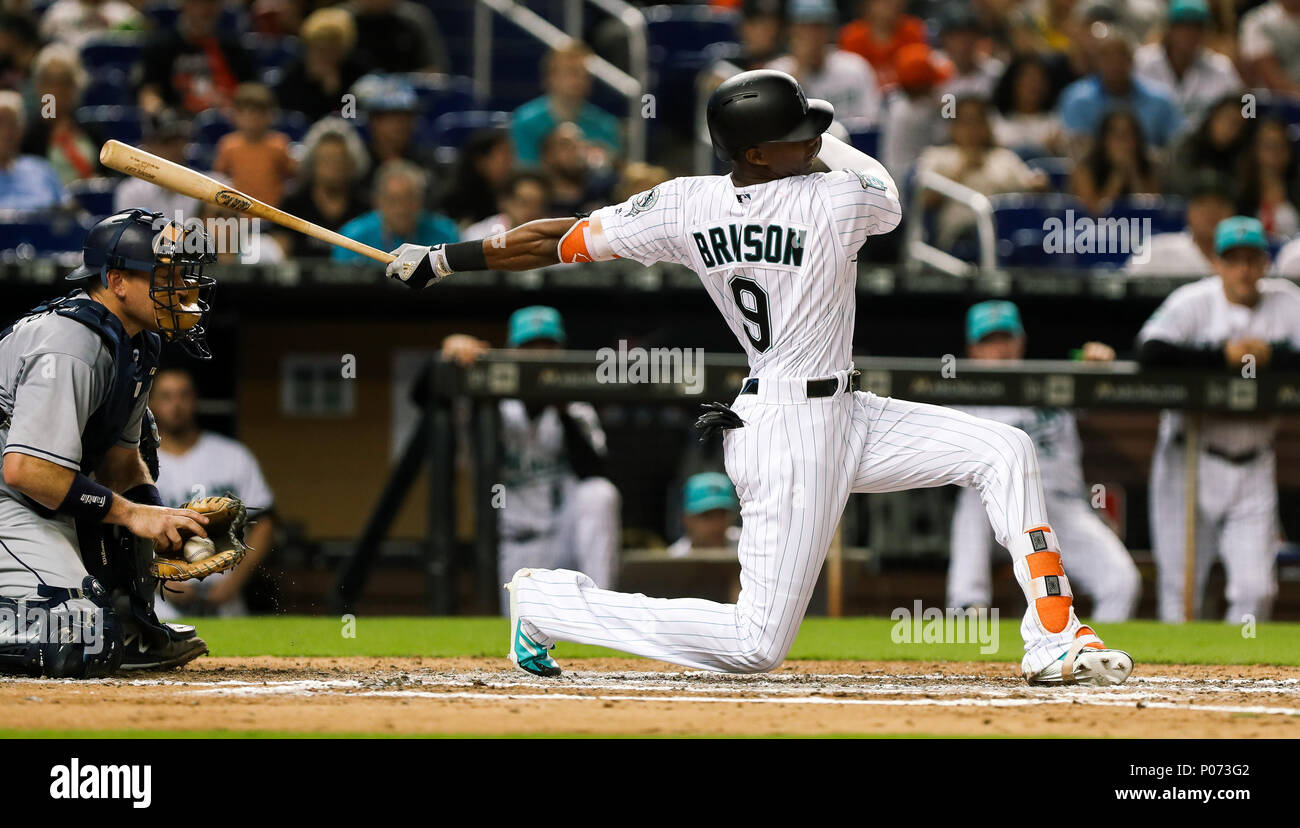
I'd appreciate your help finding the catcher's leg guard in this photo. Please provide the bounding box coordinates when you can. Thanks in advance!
[0,578,124,678]
[79,520,204,658]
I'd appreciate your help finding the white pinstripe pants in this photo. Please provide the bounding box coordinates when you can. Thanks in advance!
[513,382,1088,675]
[947,487,1140,621]
[1149,439,1277,623]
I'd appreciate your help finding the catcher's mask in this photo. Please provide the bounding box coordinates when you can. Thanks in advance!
[66,208,217,359]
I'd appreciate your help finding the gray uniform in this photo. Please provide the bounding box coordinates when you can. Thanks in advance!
[0,292,149,601]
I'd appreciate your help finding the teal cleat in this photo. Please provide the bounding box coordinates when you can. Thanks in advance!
[505,569,562,678]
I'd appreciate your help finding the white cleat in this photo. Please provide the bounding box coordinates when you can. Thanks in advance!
[1026,630,1134,686]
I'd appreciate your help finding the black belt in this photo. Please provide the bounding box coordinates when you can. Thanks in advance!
[741,370,861,398]
[1172,433,1267,465]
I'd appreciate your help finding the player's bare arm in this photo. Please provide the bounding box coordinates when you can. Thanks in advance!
[386,217,581,288]
[1,450,207,553]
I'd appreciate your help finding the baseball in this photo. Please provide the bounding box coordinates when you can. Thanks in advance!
[182,536,216,563]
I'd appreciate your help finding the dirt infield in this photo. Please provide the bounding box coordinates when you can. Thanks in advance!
[2,657,1298,737]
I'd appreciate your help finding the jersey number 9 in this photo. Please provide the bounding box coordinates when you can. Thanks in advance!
[729,276,772,352]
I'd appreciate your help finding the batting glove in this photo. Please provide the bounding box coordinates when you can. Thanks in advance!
[386,243,452,290]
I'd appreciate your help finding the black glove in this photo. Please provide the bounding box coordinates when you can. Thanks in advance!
[694,401,745,443]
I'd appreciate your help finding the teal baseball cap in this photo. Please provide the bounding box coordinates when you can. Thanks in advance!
[1214,216,1269,256]
[966,300,1025,344]
[683,472,738,515]
[1168,0,1210,24]
[507,305,566,347]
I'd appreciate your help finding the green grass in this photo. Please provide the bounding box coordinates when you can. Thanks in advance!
[177,616,1300,666]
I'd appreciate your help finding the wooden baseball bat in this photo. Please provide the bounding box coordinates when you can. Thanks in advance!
[99,139,395,264]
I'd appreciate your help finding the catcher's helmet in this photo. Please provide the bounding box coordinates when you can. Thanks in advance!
[65,208,217,359]
[706,69,835,162]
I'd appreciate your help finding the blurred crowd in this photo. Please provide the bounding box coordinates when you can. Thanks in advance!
[3,0,1300,274]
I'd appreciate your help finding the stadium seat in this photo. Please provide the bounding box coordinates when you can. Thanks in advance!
[990,193,1086,268]
[81,69,132,108]
[644,6,739,135]
[1254,90,1300,128]
[430,110,511,166]
[408,73,477,119]
[407,74,480,146]
[145,2,245,36]
[243,33,301,75]
[76,105,143,145]
[849,127,880,157]
[79,34,145,75]
[66,178,120,219]
[1025,156,1072,193]
[275,110,309,142]
[0,210,95,254]
[193,108,234,144]
[1108,195,1187,235]
[643,5,739,55]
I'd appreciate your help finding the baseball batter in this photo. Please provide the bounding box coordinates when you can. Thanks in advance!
[386,70,1133,686]
[1138,216,1300,622]
[948,301,1140,622]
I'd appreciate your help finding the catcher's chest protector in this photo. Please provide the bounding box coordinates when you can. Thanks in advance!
[3,295,160,474]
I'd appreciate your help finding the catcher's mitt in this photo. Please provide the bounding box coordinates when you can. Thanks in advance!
[151,495,249,581]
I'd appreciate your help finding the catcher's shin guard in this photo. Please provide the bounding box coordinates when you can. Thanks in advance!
[79,520,175,652]
[0,579,125,678]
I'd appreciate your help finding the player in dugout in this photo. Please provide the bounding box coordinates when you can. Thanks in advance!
[440,306,621,613]
[1137,215,1300,623]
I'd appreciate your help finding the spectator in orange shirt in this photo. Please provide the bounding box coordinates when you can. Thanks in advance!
[837,0,926,89]
[213,83,298,208]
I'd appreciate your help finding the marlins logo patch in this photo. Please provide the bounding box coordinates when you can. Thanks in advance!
[623,187,659,218]
[851,170,888,192]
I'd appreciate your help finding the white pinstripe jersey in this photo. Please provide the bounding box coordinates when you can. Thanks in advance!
[591,170,902,378]
[1138,275,1300,452]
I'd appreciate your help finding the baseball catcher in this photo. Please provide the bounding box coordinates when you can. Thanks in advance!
[0,209,245,678]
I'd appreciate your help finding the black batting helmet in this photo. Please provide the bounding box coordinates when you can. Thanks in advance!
[706,70,835,162]
[66,208,217,359]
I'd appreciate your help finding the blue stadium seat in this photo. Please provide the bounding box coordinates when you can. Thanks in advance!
[0,210,95,254]
[409,73,477,120]
[76,106,143,145]
[849,127,880,157]
[643,6,739,137]
[82,69,132,108]
[407,74,479,145]
[66,178,119,219]
[275,110,309,142]
[644,5,739,55]
[1254,90,1300,128]
[1108,195,1187,235]
[145,2,245,36]
[192,108,234,145]
[1026,156,1072,193]
[1070,195,1188,268]
[991,193,1086,267]
[80,35,145,75]
[243,33,301,74]
[430,110,511,165]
